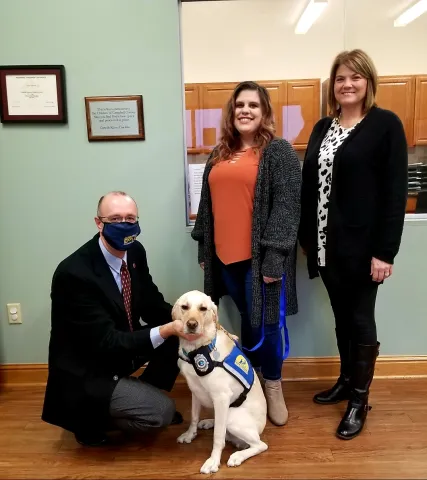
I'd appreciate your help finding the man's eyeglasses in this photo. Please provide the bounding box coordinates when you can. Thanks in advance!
[98,215,139,224]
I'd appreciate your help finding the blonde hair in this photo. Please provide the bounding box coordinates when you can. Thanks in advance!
[212,81,275,164]
[328,49,378,117]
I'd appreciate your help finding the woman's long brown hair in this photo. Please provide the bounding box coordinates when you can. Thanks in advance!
[211,81,276,164]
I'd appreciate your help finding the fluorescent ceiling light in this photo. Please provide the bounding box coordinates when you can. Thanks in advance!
[394,0,427,27]
[295,0,328,34]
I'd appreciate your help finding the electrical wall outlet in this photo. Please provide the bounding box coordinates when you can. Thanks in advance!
[7,303,22,324]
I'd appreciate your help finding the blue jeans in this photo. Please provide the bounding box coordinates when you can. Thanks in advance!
[220,259,283,381]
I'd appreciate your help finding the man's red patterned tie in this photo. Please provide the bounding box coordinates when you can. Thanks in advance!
[120,260,133,331]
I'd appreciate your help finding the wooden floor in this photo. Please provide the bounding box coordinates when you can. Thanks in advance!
[0,379,426,479]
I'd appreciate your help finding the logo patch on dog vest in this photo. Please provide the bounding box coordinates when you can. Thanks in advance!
[234,354,249,374]
[223,344,254,390]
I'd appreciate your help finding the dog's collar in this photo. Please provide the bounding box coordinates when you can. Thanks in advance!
[181,333,217,360]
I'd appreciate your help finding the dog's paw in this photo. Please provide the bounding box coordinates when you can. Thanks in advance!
[200,457,220,474]
[198,419,214,430]
[177,429,197,444]
[227,451,246,467]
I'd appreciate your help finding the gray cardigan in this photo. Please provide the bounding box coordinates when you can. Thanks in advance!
[191,138,302,327]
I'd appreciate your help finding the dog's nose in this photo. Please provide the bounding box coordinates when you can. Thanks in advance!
[187,319,198,331]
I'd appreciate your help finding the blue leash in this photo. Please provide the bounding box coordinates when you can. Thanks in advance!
[242,275,290,360]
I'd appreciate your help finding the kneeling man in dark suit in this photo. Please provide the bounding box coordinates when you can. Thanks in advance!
[42,191,190,446]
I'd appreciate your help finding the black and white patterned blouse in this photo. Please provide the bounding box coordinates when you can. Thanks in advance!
[317,117,358,266]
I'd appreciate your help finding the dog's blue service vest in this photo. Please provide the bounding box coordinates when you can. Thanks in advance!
[179,336,254,408]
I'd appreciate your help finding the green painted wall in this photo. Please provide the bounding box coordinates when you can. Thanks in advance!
[0,0,199,363]
[1,1,426,365]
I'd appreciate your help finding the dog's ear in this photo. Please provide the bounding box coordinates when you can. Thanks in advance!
[171,295,184,322]
[210,300,218,324]
[171,302,180,322]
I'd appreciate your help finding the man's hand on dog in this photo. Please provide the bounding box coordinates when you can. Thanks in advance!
[160,320,204,341]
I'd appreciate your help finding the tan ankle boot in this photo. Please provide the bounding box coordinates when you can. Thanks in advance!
[264,379,288,426]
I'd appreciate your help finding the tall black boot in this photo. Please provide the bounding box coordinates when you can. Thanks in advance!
[313,329,351,405]
[336,342,380,440]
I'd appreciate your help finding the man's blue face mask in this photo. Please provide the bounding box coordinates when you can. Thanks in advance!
[102,221,141,251]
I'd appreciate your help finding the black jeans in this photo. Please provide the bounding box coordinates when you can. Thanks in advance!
[319,266,378,345]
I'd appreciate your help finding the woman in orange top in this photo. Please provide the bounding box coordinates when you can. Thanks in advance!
[191,81,301,426]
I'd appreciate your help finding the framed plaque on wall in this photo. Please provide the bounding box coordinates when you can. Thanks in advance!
[84,95,145,141]
[0,65,67,123]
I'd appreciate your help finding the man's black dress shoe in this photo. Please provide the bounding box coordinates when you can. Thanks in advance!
[171,411,183,425]
[75,432,109,446]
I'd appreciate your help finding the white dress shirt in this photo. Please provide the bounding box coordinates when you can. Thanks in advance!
[98,238,165,349]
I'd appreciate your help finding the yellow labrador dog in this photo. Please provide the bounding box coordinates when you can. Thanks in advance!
[173,290,267,474]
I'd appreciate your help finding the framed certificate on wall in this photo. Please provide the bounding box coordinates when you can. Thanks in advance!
[0,65,67,123]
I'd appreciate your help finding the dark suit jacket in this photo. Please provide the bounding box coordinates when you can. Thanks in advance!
[41,234,173,434]
[299,106,408,279]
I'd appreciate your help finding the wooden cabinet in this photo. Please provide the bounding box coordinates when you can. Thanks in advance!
[184,79,320,154]
[376,76,416,146]
[414,76,427,146]
[199,82,237,149]
[257,80,287,143]
[376,75,427,147]
[184,83,201,154]
[285,79,320,150]
[185,82,238,153]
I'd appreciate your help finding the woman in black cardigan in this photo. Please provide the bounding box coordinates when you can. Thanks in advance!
[299,49,408,440]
